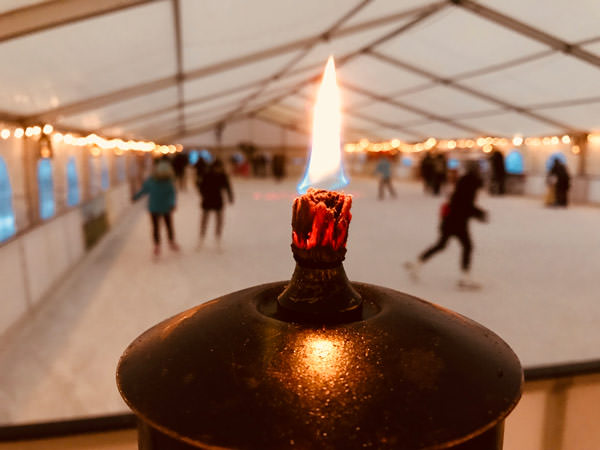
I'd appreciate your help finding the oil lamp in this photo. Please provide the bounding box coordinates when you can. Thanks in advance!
[117,57,522,449]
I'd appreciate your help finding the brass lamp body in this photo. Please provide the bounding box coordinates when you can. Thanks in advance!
[117,262,522,450]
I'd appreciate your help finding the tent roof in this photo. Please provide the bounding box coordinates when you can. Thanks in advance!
[1,0,600,144]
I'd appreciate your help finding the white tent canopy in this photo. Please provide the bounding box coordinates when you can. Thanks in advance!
[1,0,600,146]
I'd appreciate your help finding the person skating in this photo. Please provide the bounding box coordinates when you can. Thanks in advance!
[431,151,447,196]
[133,158,180,257]
[549,159,570,207]
[488,148,506,195]
[404,160,488,289]
[375,154,396,200]
[171,152,189,191]
[420,151,434,193]
[196,159,233,250]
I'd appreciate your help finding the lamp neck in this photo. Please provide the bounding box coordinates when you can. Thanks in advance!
[277,261,362,324]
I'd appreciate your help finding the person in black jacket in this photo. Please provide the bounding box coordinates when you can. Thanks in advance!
[405,160,488,289]
[196,159,233,250]
[489,148,506,195]
[549,159,570,207]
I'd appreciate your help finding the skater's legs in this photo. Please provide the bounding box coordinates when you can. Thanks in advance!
[163,213,174,242]
[150,213,160,245]
[200,209,210,238]
[386,179,396,198]
[215,209,224,238]
[420,231,450,262]
[455,228,473,271]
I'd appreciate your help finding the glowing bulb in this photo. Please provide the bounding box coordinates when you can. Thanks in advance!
[43,124,53,135]
[297,56,347,193]
[551,136,559,145]
[512,135,523,146]
[572,145,581,154]
[1,129,10,139]
[40,147,51,158]
[391,139,400,148]
[90,146,101,157]
[447,140,456,149]
[52,132,63,143]
[561,135,571,145]
[25,127,34,137]
[483,143,493,153]
[14,128,24,138]
[424,137,437,150]
[587,133,600,144]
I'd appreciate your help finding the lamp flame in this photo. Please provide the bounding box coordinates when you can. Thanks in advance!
[297,56,348,194]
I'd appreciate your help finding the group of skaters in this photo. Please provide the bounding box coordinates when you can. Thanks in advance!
[133,154,233,257]
[403,147,573,289]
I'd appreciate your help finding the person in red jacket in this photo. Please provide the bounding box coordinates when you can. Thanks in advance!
[405,160,488,289]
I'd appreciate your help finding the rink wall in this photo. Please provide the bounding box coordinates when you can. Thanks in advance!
[0,128,144,339]
[0,183,133,339]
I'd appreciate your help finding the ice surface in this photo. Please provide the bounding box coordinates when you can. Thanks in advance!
[0,176,598,424]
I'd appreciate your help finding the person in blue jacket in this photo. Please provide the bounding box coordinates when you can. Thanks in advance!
[133,158,180,256]
[375,154,396,200]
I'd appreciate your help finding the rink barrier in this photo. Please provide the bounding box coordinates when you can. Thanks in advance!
[1,359,599,446]
[0,183,132,340]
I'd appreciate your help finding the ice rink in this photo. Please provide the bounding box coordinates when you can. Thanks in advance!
[1,176,599,424]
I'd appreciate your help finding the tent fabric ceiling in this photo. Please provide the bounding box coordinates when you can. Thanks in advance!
[1,0,600,144]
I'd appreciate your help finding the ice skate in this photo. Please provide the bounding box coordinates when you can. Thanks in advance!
[403,261,420,281]
[457,274,481,290]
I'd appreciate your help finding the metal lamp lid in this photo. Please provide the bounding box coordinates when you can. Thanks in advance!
[117,281,522,449]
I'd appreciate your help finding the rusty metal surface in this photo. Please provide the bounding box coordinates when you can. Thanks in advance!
[117,281,522,449]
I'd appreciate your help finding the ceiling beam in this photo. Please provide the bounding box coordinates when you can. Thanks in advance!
[291,91,425,139]
[0,0,156,43]
[340,81,490,136]
[32,75,178,124]
[98,63,322,131]
[171,0,185,137]
[451,0,600,69]
[368,51,578,132]
[245,2,447,123]
[222,0,375,121]
[25,2,441,123]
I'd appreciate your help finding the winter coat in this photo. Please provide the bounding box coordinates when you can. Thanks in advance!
[442,171,485,231]
[134,177,176,214]
[198,171,233,210]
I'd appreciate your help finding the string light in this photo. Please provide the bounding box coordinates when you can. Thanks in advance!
[512,135,523,146]
[561,135,571,145]
[14,128,24,138]
[1,129,10,139]
[42,124,53,135]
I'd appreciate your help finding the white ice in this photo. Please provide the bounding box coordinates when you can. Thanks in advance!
[0,176,598,424]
